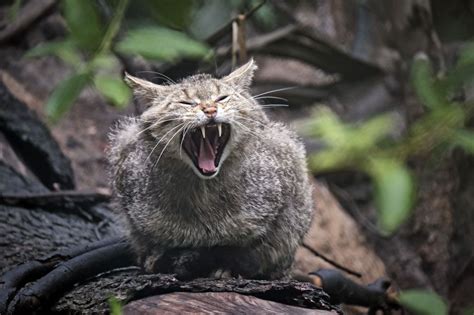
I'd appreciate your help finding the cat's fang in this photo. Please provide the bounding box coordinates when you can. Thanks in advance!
[200,126,206,139]
[217,123,222,137]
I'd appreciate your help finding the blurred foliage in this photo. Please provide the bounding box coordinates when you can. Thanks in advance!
[7,0,22,21]
[304,47,474,236]
[463,306,474,315]
[46,72,90,119]
[115,27,208,61]
[134,0,195,30]
[399,290,448,315]
[24,0,216,121]
[19,0,278,121]
[303,46,474,314]
[108,296,123,315]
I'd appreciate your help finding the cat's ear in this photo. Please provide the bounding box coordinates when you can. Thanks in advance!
[222,58,257,89]
[124,72,168,106]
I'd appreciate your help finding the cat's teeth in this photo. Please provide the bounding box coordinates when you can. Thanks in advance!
[200,126,206,139]
[217,123,222,137]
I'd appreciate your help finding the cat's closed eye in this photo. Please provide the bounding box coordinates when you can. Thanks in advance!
[215,95,229,102]
[178,100,197,106]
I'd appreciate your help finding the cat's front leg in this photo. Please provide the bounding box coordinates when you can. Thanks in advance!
[144,247,219,280]
[213,244,293,280]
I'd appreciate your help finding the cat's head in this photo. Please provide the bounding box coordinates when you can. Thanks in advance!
[125,59,267,179]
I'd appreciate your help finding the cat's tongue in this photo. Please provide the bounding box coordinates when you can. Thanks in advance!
[198,137,216,173]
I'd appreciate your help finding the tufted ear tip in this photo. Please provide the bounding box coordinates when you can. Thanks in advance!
[123,73,169,107]
[124,72,151,90]
[222,58,258,88]
[123,71,132,84]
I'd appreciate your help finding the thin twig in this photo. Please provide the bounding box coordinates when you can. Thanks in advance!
[206,0,266,46]
[237,14,247,64]
[302,242,363,278]
[231,20,238,69]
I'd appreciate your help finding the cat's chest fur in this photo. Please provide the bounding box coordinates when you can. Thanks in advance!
[140,160,282,248]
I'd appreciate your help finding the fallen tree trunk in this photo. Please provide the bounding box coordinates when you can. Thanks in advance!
[52,271,340,314]
[0,81,75,190]
[0,190,110,221]
[123,292,337,314]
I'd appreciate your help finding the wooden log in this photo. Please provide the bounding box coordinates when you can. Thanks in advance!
[123,292,337,315]
[6,240,133,315]
[0,237,124,314]
[0,190,110,221]
[0,81,75,190]
[0,161,47,194]
[53,272,341,314]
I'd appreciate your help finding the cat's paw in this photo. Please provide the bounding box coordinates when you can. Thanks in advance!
[141,250,166,273]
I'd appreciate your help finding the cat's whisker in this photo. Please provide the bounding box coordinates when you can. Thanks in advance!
[136,117,180,137]
[149,76,174,84]
[140,114,178,126]
[136,71,176,84]
[229,89,263,110]
[252,86,296,98]
[230,119,266,141]
[235,125,265,141]
[253,96,288,103]
[136,122,158,136]
[153,124,187,170]
[259,104,290,108]
[233,114,267,128]
[145,123,185,163]
[229,87,289,110]
[179,122,193,159]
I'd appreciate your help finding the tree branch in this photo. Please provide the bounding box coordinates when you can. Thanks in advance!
[0,190,109,210]
[4,239,133,315]
[0,237,124,314]
[216,25,385,80]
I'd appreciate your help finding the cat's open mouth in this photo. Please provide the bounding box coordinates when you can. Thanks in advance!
[182,123,231,176]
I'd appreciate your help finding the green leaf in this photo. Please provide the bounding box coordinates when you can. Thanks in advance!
[94,75,131,108]
[46,73,90,122]
[63,0,104,51]
[252,0,278,30]
[188,0,234,40]
[411,53,446,109]
[116,26,209,61]
[26,40,82,66]
[352,114,394,149]
[138,0,195,29]
[462,306,474,315]
[90,53,120,70]
[443,42,474,92]
[367,158,414,235]
[458,42,474,66]
[452,129,474,154]
[300,107,347,144]
[108,296,123,315]
[399,290,448,315]
[7,0,22,21]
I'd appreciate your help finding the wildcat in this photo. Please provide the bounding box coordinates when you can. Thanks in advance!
[108,59,313,279]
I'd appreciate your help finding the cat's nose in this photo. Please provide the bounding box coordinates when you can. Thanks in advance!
[203,107,217,117]
[200,103,217,118]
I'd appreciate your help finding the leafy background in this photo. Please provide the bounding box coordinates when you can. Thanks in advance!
[6,0,474,314]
